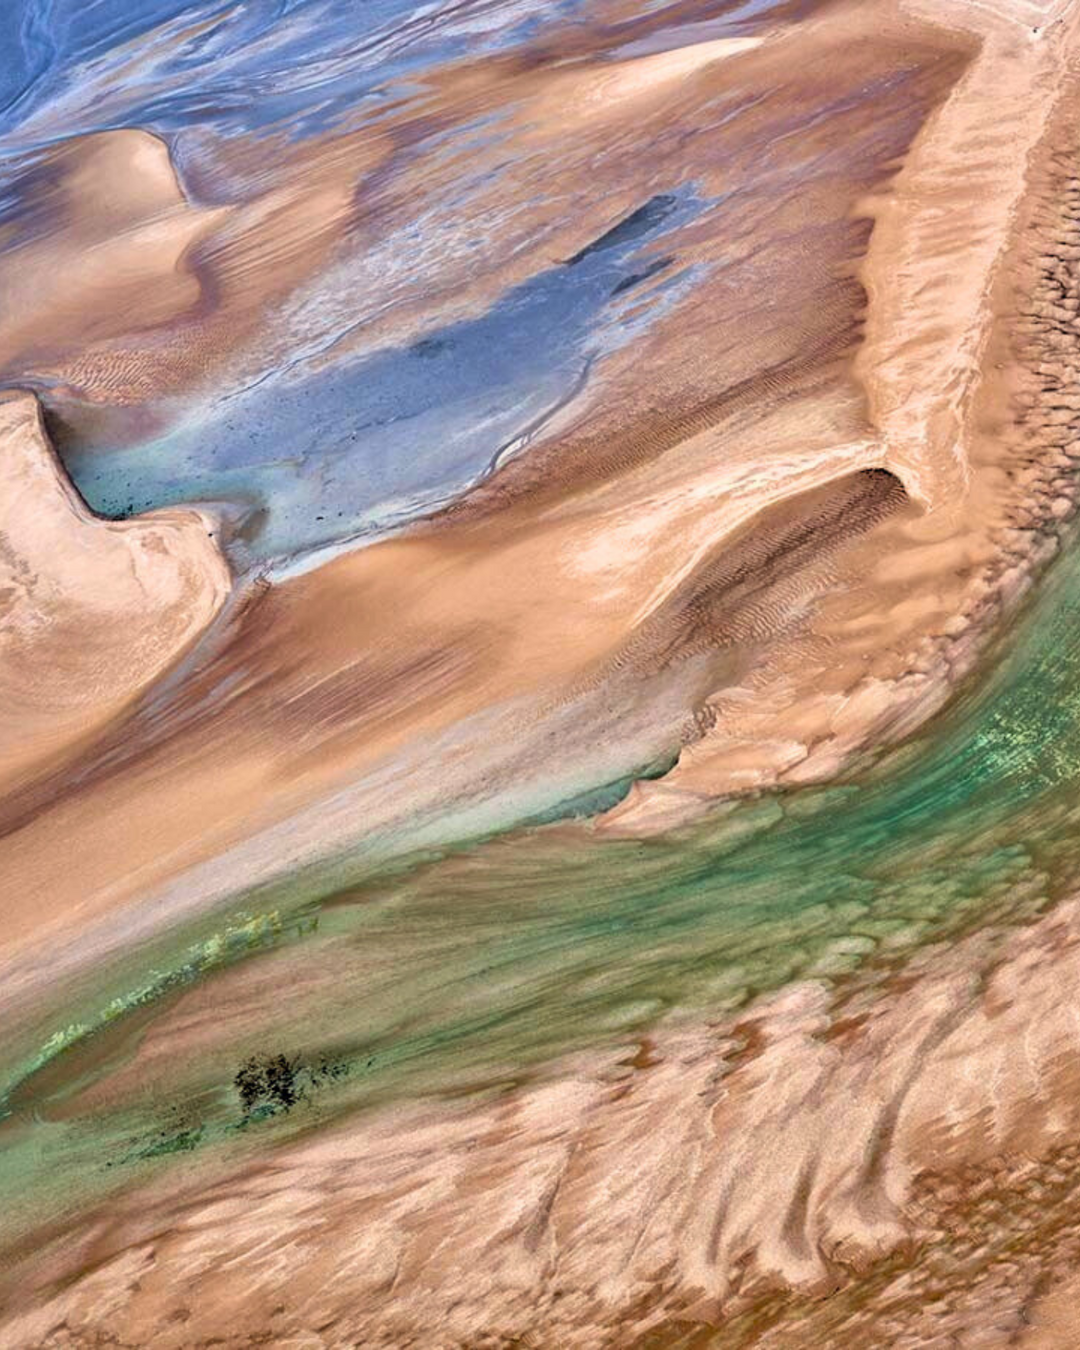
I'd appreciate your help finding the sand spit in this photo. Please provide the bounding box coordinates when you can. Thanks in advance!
[528,35,765,126]
[0,3,971,997]
[601,0,1080,831]
[11,884,1080,1347]
[7,2,1080,1345]
[0,456,907,1006]
[0,390,229,791]
[0,0,1060,1001]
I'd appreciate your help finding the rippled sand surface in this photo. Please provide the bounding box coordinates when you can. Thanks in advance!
[5,0,1080,1345]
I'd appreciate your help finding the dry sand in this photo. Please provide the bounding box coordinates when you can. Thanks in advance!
[5,0,1080,1344]
[0,0,968,957]
[0,390,228,791]
[3,0,1076,937]
[12,878,1080,1347]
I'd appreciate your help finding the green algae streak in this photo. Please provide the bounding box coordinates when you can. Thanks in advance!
[6,522,1080,1234]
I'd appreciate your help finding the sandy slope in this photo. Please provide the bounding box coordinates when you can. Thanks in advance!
[6,1,1080,1343]
[0,0,963,963]
[0,390,228,790]
[602,0,1080,828]
[12,881,1080,1347]
[2,0,1079,1047]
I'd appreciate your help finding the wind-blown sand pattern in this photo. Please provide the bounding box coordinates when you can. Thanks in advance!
[7,0,1080,1344]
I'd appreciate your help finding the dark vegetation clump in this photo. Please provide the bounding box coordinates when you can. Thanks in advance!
[263,1053,299,1110]
[235,1052,299,1118]
[234,1051,350,1120]
[108,1049,354,1168]
[234,1056,266,1114]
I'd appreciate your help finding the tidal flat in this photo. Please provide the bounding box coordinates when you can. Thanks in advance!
[4,0,1080,1345]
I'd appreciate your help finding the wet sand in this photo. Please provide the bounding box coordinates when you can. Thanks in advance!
[0,0,1074,986]
[0,0,968,959]
[5,0,1080,1345]
[12,847,1080,1346]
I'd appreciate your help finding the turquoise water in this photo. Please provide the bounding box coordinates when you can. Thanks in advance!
[1,0,1058,1324]
[0,0,1069,1230]
[4,516,1079,1233]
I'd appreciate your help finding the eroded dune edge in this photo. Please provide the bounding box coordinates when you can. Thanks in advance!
[6,0,1080,1345]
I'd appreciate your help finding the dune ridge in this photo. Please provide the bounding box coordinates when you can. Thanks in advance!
[0,389,229,792]
[602,0,1080,828]
[7,1,1080,1346]
[1,0,1077,1098]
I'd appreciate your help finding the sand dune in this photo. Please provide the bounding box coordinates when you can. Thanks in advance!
[603,0,1080,827]
[0,0,968,968]
[6,0,1080,1344]
[1,0,1076,1065]
[0,390,228,791]
[11,877,1080,1347]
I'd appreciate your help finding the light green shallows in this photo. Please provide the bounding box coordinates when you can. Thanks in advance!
[6,524,1080,1231]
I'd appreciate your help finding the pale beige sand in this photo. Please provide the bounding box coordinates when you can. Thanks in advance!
[0,449,903,993]
[602,0,1080,830]
[0,131,226,383]
[0,391,229,790]
[0,0,1072,995]
[0,127,380,432]
[529,35,765,123]
[0,1,933,436]
[12,883,1080,1346]
[1017,1274,1080,1347]
[5,2,1080,1346]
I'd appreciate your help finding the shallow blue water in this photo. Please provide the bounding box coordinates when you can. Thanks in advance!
[1,0,582,153]
[66,188,705,563]
[1,0,848,569]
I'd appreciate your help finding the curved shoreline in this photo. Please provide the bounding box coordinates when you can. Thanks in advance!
[600,2,1080,831]
[0,0,1074,1078]
[7,2,1080,1345]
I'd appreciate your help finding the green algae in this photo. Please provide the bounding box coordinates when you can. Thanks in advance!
[9,523,1080,1235]
[0,908,317,1121]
